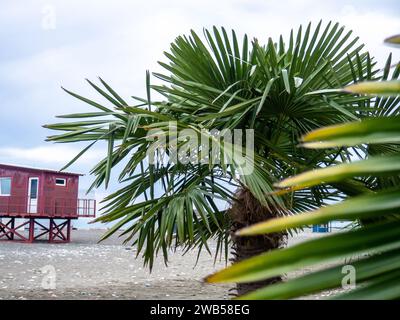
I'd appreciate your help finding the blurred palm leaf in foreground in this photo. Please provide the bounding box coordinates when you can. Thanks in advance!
[207,35,400,299]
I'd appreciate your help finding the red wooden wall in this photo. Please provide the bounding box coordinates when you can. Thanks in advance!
[0,164,80,217]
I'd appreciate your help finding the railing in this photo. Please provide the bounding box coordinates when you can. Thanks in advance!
[0,197,96,218]
[77,199,96,217]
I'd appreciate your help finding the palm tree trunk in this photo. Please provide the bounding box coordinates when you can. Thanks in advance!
[228,188,287,296]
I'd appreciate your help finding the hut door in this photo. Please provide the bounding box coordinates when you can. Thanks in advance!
[27,177,39,214]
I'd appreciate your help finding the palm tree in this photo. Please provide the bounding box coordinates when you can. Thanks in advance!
[207,35,400,299]
[44,21,377,295]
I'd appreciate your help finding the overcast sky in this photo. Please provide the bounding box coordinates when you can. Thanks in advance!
[1,0,399,203]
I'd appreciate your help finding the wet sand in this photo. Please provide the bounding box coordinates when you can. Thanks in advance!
[0,229,342,300]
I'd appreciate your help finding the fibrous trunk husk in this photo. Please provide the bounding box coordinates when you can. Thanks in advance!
[228,188,287,296]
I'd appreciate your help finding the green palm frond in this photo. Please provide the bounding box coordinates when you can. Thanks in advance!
[207,34,400,299]
[44,22,383,269]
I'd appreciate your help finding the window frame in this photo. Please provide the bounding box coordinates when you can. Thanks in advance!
[0,177,12,196]
[55,178,67,187]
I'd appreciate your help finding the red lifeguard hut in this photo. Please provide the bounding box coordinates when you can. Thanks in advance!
[0,163,96,243]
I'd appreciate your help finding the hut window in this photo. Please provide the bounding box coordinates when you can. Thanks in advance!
[0,178,11,196]
[55,178,66,186]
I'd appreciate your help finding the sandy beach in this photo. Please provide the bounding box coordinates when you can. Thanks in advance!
[0,229,342,300]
